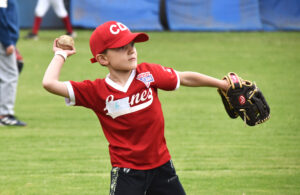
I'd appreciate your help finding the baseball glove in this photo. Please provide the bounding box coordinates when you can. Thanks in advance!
[218,72,270,126]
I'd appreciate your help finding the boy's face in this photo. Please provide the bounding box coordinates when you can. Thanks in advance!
[104,42,138,71]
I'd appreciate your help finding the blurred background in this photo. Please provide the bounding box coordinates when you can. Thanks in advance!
[17,0,300,32]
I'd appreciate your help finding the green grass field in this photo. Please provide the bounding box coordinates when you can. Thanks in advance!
[0,30,299,195]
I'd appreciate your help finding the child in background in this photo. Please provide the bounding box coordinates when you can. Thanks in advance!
[25,0,75,40]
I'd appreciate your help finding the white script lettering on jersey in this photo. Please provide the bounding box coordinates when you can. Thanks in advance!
[110,22,128,35]
[104,88,153,119]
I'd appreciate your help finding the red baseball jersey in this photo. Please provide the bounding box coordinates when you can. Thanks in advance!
[65,63,180,170]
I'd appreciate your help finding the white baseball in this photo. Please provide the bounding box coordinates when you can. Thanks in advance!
[57,35,74,50]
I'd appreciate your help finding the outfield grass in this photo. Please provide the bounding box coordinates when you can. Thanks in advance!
[0,30,299,195]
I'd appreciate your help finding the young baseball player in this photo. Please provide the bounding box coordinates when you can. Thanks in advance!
[43,21,229,194]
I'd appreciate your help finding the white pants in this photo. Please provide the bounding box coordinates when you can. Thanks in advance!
[0,43,18,116]
[35,0,68,18]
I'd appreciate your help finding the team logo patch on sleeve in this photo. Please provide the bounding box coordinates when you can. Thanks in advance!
[137,72,154,88]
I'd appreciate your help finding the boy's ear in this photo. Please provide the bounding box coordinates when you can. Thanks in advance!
[96,54,108,66]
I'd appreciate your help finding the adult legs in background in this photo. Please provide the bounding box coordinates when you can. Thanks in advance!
[25,0,50,40]
[50,0,74,36]
[0,43,26,126]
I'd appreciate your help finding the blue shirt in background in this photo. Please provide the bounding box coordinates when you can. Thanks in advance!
[0,0,19,48]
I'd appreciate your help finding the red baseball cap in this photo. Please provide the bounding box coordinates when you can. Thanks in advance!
[89,21,149,63]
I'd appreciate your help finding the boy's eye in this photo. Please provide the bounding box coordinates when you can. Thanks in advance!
[117,45,126,50]
[115,42,134,51]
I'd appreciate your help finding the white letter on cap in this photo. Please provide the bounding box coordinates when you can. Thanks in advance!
[117,22,128,31]
[110,24,120,35]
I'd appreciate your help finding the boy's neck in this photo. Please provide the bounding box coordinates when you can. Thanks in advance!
[108,69,133,87]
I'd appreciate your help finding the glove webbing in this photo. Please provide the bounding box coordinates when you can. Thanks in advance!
[227,72,242,89]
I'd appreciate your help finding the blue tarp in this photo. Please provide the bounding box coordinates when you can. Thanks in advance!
[70,0,162,31]
[17,0,64,28]
[16,0,300,31]
[260,0,300,30]
[165,0,262,31]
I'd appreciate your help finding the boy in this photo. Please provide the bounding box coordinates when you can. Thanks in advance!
[43,21,229,195]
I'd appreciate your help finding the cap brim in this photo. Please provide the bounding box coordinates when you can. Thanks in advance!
[109,32,149,49]
[90,32,149,63]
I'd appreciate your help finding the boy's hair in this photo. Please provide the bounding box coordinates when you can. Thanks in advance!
[89,21,149,63]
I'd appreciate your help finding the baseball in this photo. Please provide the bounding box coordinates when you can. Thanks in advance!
[56,35,74,50]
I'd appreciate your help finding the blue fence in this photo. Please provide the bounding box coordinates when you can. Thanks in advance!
[260,0,300,31]
[71,0,162,31]
[165,0,262,31]
[17,0,300,31]
[17,0,64,28]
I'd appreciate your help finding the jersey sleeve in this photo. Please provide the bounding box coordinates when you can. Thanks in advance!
[64,80,97,109]
[148,63,180,91]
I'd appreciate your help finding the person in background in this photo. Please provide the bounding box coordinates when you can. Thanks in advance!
[25,0,76,40]
[0,0,26,126]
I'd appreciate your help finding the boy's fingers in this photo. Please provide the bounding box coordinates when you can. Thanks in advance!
[53,38,59,48]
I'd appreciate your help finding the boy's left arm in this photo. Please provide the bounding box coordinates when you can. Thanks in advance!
[178,71,228,91]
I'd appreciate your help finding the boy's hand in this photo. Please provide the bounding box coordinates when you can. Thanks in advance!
[220,79,230,91]
[53,38,76,57]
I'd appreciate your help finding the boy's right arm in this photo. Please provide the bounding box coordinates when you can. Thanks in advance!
[178,71,229,90]
[42,39,76,98]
